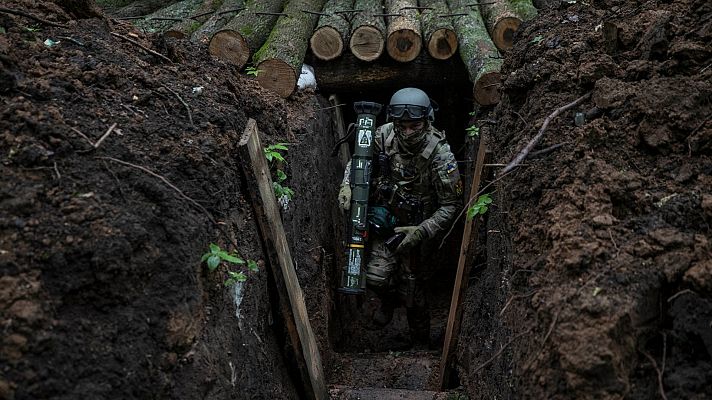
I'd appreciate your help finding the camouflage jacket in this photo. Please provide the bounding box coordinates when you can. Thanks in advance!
[343,122,462,239]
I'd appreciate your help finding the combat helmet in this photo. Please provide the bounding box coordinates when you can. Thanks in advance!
[387,88,437,122]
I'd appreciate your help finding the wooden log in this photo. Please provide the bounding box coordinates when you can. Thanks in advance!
[349,0,386,61]
[190,0,245,44]
[238,119,328,400]
[253,0,328,98]
[438,135,487,390]
[419,0,458,60]
[164,0,222,39]
[448,0,503,105]
[115,0,176,17]
[309,0,354,61]
[208,0,286,69]
[385,0,422,62]
[478,0,535,51]
[311,51,468,92]
[132,0,203,35]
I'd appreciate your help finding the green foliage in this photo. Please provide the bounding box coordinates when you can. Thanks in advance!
[245,66,262,77]
[201,243,259,287]
[201,243,244,271]
[531,35,544,44]
[265,144,294,202]
[224,271,247,287]
[466,193,493,221]
[23,25,41,32]
[273,181,294,200]
[264,143,288,162]
[466,125,480,137]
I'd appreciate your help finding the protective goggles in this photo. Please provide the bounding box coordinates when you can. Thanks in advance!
[387,104,430,120]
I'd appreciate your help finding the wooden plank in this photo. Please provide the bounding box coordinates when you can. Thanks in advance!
[238,119,328,400]
[328,94,350,170]
[438,136,487,390]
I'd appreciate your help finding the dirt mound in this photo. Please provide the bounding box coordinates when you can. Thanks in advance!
[0,1,316,398]
[458,0,711,398]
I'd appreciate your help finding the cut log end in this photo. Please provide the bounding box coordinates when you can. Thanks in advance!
[474,71,502,106]
[427,28,458,60]
[492,17,521,51]
[387,30,422,62]
[257,59,297,98]
[350,25,385,62]
[310,26,344,61]
[209,30,250,68]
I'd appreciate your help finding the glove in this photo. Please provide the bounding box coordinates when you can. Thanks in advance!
[338,184,351,211]
[393,225,426,254]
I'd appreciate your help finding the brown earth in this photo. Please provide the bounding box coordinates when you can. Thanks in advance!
[1,0,710,399]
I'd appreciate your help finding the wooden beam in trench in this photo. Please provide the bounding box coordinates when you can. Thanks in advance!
[438,135,488,390]
[238,119,328,400]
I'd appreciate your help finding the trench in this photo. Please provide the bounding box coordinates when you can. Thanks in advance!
[273,55,504,398]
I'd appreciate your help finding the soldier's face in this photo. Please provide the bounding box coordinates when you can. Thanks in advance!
[395,120,425,136]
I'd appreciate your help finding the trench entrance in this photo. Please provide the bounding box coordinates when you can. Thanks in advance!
[313,58,486,396]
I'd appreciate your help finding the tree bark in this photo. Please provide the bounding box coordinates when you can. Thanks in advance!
[385,0,422,62]
[509,0,537,21]
[254,0,329,98]
[447,0,502,105]
[419,0,458,60]
[115,0,177,18]
[309,0,354,61]
[478,0,527,51]
[132,0,203,35]
[311,51,468,92]
[190,0,245,44]
[164,0,222,39]
[349,0,386,61]
[208,0,287,69]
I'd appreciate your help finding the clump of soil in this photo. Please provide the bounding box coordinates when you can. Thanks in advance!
[458,0,711,398]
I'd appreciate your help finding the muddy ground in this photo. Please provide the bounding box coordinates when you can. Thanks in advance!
[1,0,711,399]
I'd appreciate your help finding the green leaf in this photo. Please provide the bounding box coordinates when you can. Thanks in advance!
[271,143,289,151]
[207,255,220,271]
[209,243,220,253]
[466,206,477,222]
[271,153,285,163]
[531,35,544,44]
[229,271,247,282]
[247,260,258,272]
[264,151,274,162]
[221,253,245,264]
[201,253,211,262]
[276,169,287,182]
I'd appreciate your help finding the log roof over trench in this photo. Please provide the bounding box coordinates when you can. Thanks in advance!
[115,0,538,103]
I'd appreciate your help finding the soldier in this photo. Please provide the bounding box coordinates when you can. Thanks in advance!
[338,88,462,348]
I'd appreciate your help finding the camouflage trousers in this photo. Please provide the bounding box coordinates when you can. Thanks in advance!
[365,235,435,344]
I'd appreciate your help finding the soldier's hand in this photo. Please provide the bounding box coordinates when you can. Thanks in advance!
[338,184,351,211]
[394,225,425,254]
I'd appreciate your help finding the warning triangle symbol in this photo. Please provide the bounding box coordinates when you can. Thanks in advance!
[360,132,369,145]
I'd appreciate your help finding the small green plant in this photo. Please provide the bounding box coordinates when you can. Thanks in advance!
[264,143,288,162]
[466,125,480,137]
[23,25,41,32]
[273,181,295,200]
[265,143,294,203]
[468,110,477,117]
[466,193,493,221]
[531,35,544,44]
[202,243,244,271]
[201,243,259,287]
[245,66,262,77]
[224,270,247,287]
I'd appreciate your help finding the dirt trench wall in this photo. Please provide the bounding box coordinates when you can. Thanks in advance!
[0,6,303,399]
[457,0,711,399]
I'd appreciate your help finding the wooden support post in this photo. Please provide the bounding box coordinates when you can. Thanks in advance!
[329,94,350,170]
[438,135,487,390]
[238,119,328,400]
